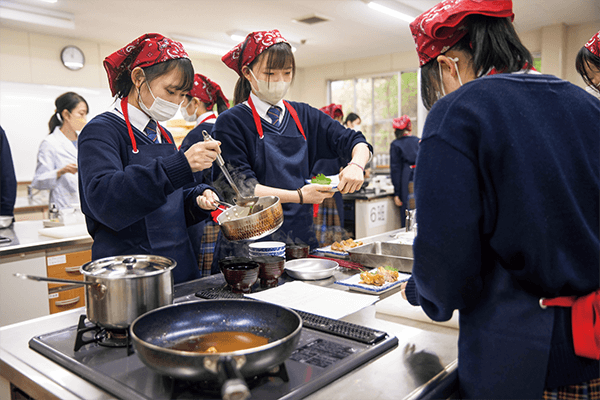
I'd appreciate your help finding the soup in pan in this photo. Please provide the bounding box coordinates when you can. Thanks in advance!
[167,331,269,353]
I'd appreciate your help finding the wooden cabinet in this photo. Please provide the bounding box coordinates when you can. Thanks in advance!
[45,248,91,314]
[48,286,85,314]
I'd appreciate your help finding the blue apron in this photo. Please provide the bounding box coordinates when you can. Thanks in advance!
[121,98,199,284]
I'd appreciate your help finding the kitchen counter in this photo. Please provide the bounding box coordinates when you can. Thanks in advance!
[0,266,459,400]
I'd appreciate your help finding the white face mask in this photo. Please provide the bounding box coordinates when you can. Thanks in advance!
[137,77,181,122]
[181,101,197,122]
[249,69,290,105]
[438,56,463,97]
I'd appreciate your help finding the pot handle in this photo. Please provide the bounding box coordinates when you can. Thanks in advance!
[217,356,250,400]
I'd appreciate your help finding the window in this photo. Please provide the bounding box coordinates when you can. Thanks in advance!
[329,71,418,164]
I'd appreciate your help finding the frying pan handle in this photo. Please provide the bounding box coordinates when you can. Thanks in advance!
[218,356,250,400]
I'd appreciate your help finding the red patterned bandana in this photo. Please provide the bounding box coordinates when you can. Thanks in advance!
[319,104,343,119]
[393,115,412,131]
[104,33,189,96]
[584,31,600,57]
[222,30,289,76]
[189,74,230,109]
[410,0,514,66]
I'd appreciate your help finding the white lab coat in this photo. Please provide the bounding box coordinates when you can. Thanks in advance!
[31,127,79,209]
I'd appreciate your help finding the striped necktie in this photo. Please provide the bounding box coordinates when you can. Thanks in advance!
[145,120,158,143]
[267,106,281,127]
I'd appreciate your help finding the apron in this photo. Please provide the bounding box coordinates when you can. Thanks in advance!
[121,97,200,283]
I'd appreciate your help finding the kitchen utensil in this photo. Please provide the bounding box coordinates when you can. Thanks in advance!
[217,196,284,241]
[347,241,413,273]
[252,255,285,288]
[218,257,260,293]
[284,258,338,280]
[130,299,302,400]
[202,130,259,208]
[15,255,176,329]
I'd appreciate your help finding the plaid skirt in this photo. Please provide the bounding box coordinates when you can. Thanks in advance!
[544,377,600,400]
[198,220,219,277]
[313,197,347,247]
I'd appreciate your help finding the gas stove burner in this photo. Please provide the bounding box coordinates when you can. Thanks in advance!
[169,363,289,399]
[73,315,131,352]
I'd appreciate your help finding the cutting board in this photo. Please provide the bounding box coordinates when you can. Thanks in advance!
[38,224,90,239]
[376,291,459,329]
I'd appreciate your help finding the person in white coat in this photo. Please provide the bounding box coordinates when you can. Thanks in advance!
[32,92,88,210]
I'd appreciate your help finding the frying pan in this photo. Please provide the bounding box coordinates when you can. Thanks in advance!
[130,299,302,400]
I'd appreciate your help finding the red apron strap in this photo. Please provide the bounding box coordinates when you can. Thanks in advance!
[541,290,600,360]
[283,101,306,141]
[120,97,138,153]
[247,96,264,139]
[198,113,217,125]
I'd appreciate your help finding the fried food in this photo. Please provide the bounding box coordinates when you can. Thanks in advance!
[359,266,399,286]
[331,238,364,252]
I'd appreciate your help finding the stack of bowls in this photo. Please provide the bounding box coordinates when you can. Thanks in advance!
[249,241,286,259]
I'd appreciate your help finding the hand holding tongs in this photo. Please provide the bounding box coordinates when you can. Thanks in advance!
[202,130,259,208]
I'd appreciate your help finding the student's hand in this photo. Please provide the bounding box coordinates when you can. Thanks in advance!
[184,141,221,173]
[394,196,403,207]
[58,163,78,177]
[338,163,365,194]
[196,189,219,210]
[300,184,335,204]
[400,281,408,300]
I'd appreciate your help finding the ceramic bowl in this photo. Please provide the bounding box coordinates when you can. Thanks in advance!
[252,255,285,288]
[285,244,310,260]
[218,257,260,294]
[249,241,286,257]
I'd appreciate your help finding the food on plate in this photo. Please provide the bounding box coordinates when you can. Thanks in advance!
[331,238,364,252]
[359,266,399,286]
[311,173,332,185]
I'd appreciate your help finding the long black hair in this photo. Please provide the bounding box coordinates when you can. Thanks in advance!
[575,46,600,93]
[233,42,295,105]
[344,112,361,126]
[48,92,88,133]
[185,94,230,114]
[420,14,533,110]
[113,58,194,100]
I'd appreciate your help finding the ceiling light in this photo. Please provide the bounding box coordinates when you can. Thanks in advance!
[37,0,58,3]
[0,1,74,29]
[368,1,415,23]
[170,34,231,56]
[227,30,247,42]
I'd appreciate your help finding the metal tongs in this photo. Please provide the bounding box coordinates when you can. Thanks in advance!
[202,130,259,208]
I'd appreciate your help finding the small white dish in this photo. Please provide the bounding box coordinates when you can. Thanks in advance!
[306,175,339,193]
[335,269,411,294]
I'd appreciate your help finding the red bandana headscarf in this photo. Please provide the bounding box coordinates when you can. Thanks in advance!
[222,30,289,76]
[189,74,230,109]
[410,0,514,67]
[584,31,600,57]
[393,115,412,131]
[103,33,189,97]
[320,104,343,119]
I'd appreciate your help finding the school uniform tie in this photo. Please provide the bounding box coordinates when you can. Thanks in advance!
[145,120,158,143]
[267,106,281,127]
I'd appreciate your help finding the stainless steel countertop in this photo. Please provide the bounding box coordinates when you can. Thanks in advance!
[0,266,459,400]
[0,220,92,257]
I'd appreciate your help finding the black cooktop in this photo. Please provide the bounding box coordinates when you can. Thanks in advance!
[30,300,397,400]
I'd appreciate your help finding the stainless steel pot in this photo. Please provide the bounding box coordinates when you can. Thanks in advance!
[217,196,283,241]
[16,254,176,329]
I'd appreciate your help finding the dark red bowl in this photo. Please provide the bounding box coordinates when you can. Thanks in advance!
[285,244,310,260]
[219,257,259,293]
[252,256,285,288]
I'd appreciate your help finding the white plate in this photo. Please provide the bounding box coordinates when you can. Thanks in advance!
[314,244,348,257]
[335,269,411,294]
[306,175,339,192]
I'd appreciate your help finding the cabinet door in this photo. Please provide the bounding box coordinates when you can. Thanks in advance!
[48,286,85,314]
[46,249,91,289]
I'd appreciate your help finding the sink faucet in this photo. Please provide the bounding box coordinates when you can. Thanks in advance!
[405,209,417,232]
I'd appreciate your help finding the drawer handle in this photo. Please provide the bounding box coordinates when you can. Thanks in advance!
[55,296,80,306]
[64,266,81,273]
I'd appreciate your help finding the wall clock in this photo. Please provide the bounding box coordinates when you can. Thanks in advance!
[61,45,85,71]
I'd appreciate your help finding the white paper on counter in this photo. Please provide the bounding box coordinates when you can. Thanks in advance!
[376,291,459,329]
[245,281,378,319]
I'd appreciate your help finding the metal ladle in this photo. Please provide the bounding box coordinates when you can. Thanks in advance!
[202,130,259,208]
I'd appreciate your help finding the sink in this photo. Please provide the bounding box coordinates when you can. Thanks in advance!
[348,241,413,273]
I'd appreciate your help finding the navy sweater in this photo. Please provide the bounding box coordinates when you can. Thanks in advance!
[405,74,599,398]
[0,126,17,216]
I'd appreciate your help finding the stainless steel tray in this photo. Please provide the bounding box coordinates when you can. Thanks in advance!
[348,241,413,273]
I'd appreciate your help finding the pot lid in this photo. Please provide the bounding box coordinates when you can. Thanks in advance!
[80,255,176,278]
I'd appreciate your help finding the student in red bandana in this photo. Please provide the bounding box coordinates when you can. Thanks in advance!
[78,33,221,284]
[319,104,344,123]
[389,115,418,224]
[179,74,230,276]
[398,1,600,398]
[213,30,372,258]
[576,30,600,97]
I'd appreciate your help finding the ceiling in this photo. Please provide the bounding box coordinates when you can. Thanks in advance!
[1,0,599,68]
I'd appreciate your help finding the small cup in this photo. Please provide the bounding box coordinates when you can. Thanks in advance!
[249,241,286,258]
[252,256,285,288]
[219,257,260,294]
[285,244,310,260]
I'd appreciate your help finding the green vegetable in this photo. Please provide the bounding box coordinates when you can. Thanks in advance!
[311,173,331,185]
[384,266,398,272]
